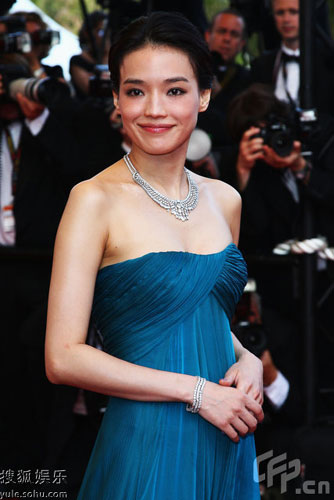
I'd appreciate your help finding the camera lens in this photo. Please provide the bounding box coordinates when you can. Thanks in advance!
[269,130,294,157]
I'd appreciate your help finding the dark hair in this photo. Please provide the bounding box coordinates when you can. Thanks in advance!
[109,11,213,92]
[11,11,47,30]
[227,83,293,141]
[208,8,247,39]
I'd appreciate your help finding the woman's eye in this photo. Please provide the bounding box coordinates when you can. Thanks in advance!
[168,88,186,96]
[126,88,143,97]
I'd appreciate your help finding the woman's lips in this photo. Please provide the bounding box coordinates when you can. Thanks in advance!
[138,124,174,133]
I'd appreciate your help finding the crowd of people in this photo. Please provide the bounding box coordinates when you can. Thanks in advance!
[0,1,333,498]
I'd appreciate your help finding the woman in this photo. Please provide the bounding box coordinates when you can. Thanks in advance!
[45,12,263,499]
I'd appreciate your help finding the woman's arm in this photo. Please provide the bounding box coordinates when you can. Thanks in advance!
[45,181,196,402]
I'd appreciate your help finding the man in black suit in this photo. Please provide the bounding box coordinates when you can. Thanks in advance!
[196,8,251,179]
[204,8,251,112]
[0,63,74,466]
[251,0,334,114]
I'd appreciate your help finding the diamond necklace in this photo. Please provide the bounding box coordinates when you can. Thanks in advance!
[123,153,199,221]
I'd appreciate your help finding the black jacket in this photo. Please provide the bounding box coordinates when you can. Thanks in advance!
[251,45,334,115]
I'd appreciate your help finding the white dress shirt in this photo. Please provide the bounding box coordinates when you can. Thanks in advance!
[0,108,50,245]
[264,370,290,410]
[275,44,300,104]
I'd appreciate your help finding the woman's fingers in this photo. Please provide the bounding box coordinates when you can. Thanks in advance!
[245,396,264,423]
[222,412,257,442]
[240,408,258,433]
[200,383,264,442]
[230,416,249,437]
[223,424,240,443]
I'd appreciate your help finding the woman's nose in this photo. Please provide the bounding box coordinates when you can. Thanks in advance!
[144,92,167,117]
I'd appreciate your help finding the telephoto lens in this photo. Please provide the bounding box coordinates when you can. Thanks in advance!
[9,76,71,106]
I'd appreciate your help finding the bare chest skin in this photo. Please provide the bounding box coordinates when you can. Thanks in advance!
[98,163,232,268]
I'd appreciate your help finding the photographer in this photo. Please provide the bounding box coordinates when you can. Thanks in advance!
[228,84,334,254]
[70,10,110,100]
[11,11,63,80]
[0,51,79,470]
[228,82,334,434]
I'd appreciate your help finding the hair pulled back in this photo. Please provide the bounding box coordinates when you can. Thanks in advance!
[109,11,213,92]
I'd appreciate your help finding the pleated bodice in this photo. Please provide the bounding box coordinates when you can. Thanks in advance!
[77,243,260,500]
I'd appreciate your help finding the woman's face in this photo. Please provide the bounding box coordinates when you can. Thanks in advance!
[114,44,210,157]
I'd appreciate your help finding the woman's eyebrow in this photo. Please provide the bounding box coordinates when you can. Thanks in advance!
[165,77,189,83]
[123,78,144,85]
[122,77,189,85]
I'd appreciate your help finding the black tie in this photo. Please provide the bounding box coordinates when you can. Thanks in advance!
[281,52,300,64]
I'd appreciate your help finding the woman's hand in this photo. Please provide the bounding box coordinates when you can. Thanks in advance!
[199,381,264,443]
[219,351,264,405]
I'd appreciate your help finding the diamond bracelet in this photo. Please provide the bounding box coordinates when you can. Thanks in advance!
[186,376,207,413]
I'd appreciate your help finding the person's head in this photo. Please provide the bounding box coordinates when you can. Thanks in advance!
[12,11,50,60]
[271,0,299,49]
[108,12,213,157]
[79,10,110,57]
[205,9,246,64]
[109,12,213,94]
[227,83,293,141]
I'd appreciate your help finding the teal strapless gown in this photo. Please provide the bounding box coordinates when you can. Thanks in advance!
[77,243,259,499]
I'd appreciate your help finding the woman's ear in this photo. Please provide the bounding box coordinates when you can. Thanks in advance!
[199,89,211,112]
[113,91,120,111]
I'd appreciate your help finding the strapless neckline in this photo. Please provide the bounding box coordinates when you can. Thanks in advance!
[98,242,237,274]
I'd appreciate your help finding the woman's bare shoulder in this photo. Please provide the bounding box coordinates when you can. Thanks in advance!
[195,173,241,207]
[69,159,127,208]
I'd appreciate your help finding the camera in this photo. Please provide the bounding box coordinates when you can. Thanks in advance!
[0,62,71,107]
[30,29,60,48]
[0,32,31,54]
[0,63,31,93]
[0,15,32,54]
[89,64,113,98]
[232,321,267,358]
[252,114,294,157]
[9,75,71,106]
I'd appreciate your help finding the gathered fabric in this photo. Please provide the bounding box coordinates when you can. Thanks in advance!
[77,243,259,500]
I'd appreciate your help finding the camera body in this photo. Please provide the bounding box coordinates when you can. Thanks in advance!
[0,15,32,54]
[30,29,60,48]
[89,64,113,98]
[0,32,31,54]
[0,16,60,55]
[233,321,267,358]
[253,114,295,157]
